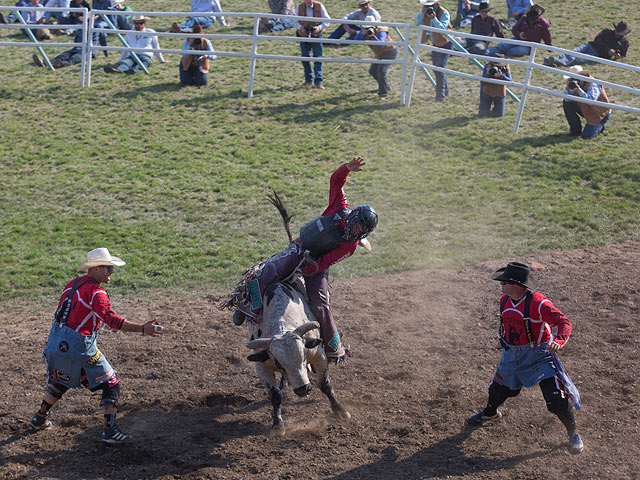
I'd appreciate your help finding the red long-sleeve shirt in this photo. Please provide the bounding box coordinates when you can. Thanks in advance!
[57,276,125,335]
[500,291,571,347]
[512,16,552,45]
[300,164,359,275]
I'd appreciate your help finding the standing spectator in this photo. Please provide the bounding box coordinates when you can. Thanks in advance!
[171,0,227,33]
[461,2,504,55]
[327,0,380,42]
[544,21,631,68]
[294,0,330,89]
[415,0,452,102]
[179,24,216,86]
[259,0,295,33]
[486,4,551,58]
[92,0,115,56]
[28,248,165,444]
[466,262,583,456]
[104,14,167,74]
[504,0,533,29]
[562,66,611,139]
[21,0,52,40]
[478,58,511,117]
[353,19,397,100]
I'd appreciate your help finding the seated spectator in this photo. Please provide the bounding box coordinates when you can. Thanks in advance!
[43,0,70,27]
[22,0,52,40]
[103,15,167,74]
[562,66,611,139]
[171,0,227,33]
[353,16,398,99]
[478,57,511,117]
[179,24,216,86]
[487,4,550,58]
[1,0,31,25]
[328,0,380,42]
[504,0,533,29]
[33,0,96,67]
[92,0,116,56]
[110,0,132,30]
[460,2,504,55]
[259,0,295,33]
[544,21,630,68]
[453,0,481,29]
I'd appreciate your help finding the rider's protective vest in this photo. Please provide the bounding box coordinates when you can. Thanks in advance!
[299,208,350,258]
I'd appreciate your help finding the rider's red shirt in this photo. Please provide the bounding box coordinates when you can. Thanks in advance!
[300,163,358,275]
[57,276,125,335]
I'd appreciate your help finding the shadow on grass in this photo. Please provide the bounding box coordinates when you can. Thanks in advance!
[112,81,185,98]
[327,426,558,479]
[495,132,578,152]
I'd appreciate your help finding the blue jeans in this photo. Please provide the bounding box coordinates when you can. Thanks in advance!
[478,89,506,117]
[432,42,451,100]
[369,48,398,97]
[487,40,530,58]
[179,62,208,86]
[179,15,214,32]
[299,34,323,85]
[563,99,610,139]
[268,17,295,32]
[551,42,597,67]
[328,23,359,40]
[115,53,152,73]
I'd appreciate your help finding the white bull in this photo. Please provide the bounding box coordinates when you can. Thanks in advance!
[246,281,351,432]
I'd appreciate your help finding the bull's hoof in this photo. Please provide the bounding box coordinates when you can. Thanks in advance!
[270,424,286,437]
[333,407,351,420]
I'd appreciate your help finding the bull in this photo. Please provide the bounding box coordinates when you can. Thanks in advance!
[246,280,351,432]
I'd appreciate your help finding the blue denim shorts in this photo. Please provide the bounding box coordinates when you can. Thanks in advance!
[494,342,557,390]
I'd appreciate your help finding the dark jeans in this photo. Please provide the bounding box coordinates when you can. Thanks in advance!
[179,63,208,86]
[432,42,452,100]
[328,23,359,40]
[369,48,398,97]
[478,89,506,117]
[562,100,610,139]
[299,34,323,85]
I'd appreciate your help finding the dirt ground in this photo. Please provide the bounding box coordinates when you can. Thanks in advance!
[1,241,639,480]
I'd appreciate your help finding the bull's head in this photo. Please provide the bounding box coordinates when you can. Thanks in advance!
[246,321,322,397]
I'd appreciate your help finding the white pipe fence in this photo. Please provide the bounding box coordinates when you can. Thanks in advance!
[407,25,640,133]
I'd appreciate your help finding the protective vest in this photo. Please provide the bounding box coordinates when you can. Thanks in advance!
[181,39,210,73]
[299,208,350,258]
[499,291,534,347]
[421,6,452,47]
[368,27,396,59]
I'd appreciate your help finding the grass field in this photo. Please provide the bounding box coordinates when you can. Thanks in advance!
[0,0,638,301]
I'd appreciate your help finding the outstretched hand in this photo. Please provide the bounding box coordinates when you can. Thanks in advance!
[347,156,366,172]
[143,320,165,337]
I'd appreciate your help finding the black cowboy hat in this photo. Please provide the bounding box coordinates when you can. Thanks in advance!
[491,262,539,290]
[614,21,631,36]
[478,2,491,12]
[526,4,545,21]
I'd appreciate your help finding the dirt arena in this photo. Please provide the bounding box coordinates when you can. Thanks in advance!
[1,242,638,480]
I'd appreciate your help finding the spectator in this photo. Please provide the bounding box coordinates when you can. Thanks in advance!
[179,24,216,86]
[562,66,611,139]
[28,248,165,444]
[22,0,52,40]
[92,0,115,56]
[259,0,295,33]
[171,0,227,33]
[504,0,533,29]
[544,21,631,68]
[103,14,167,74]
[466,262,584,456]
[486,4,551,58]
[1,0,31,25]
[294,0,330,89]
[478,58,511,117]
[415,0,452,102]
[33,1,98,68]
[110,0,132,30]
[327,0,380,42]
[453,0,481,29]
[460,2,504,55]
[353,17,397,100]
[43,0,70,26]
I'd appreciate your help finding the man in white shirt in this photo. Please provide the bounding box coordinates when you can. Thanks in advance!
[328,0,380,41]
[171,0,227,33]
[104,15,167,74]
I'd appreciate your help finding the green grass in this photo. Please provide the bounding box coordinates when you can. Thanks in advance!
[0,0,639,301]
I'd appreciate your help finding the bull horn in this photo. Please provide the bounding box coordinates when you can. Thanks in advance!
[293,321,320,337]
[246,338,272,350]
[359,238,372,251]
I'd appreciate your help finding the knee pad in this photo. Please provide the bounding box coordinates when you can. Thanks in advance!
[46,383,68,399]
[99,381,121,407]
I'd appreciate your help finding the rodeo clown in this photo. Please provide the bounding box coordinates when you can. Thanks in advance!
[467,262,583,455]
[29,248,165,444]
[226,156,378,364]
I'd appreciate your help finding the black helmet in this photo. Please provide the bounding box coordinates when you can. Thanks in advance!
[343,205,378,242]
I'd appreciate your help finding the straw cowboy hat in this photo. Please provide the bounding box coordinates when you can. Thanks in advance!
[133,14,150,22]
[76,247,126,272]
[562,65,583,79]
[419,1,437,5]
[491,262,539,290]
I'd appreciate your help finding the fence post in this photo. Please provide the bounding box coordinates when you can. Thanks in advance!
[16,10,54,70]
[247,15,260,98]
[513,46,537,133]
[86,15,94,87]
[396,26,437,96]
[80,8,88,87]
[100,14,149,75]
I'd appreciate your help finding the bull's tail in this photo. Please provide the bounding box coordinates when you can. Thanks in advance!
[267,190,293,243]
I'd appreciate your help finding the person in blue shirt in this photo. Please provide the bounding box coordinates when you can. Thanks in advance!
[415,0,452,102]
[478,59,512,117]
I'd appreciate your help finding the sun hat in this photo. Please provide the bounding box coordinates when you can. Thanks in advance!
[76,248,126,272]
[613,21,630,36]
[133,14,149,22]
[491,262,539,290]
[562,65,583,79]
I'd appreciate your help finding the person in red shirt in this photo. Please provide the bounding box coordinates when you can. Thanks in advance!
[29,248,165,444]
[466,262,583,455]
[228,157,378,363]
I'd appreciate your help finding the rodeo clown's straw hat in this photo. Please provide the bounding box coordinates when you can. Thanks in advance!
[491,262,539,290]
[77,247,126,272]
